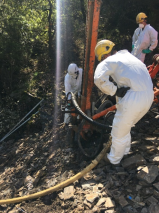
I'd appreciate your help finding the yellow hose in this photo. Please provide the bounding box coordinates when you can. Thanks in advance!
[0,140,111,205]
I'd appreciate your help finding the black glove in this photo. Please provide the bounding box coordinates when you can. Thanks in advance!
[115,87,130,98]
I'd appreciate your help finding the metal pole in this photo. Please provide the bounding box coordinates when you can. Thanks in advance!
[82,0,94,105]
[85,0,101,113]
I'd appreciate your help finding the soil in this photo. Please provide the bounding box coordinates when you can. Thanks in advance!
[0,80,159,213]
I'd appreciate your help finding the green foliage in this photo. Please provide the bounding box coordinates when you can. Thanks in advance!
[99,0,159,53]
[60,0,86,70]
[0,0,55,96]
[0,0,159,137]
[0,0,159,99]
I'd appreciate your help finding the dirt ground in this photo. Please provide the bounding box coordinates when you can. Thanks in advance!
[1,85,159,213]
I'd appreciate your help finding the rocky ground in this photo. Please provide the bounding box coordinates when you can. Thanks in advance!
[0,94,159,213]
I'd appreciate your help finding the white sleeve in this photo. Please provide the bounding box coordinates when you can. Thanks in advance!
[64,75,72,100]
[132,29,138,45]
[132,28,141,45]
[94,61,117,96]
[149,28,158,51]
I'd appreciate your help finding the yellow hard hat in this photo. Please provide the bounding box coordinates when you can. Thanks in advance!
[136,12,147,24]
[95,39,115,61]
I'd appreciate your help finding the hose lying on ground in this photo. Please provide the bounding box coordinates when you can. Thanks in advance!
[0,139,111,205]
[70,92,111,130]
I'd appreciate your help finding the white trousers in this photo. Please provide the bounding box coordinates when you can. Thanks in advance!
[136,52,146,63]
[64,109,80,124]
[131,50,146,63]
[107,89,154,164]
[64,108,71,124]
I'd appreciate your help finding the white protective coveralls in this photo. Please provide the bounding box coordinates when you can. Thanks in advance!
[64,68,83,124]
[131,24,158,62]
[94,50,154,164]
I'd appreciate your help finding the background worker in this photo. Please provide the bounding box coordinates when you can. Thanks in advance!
[94,39,154,165]
[131,12,158,63]
[64,63,83,125]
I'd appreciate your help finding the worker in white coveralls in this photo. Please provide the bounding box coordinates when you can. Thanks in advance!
[94,39,154,165]
[131,12,158,63]
[64,63,83,125]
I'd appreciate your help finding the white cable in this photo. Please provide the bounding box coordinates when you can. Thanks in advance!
[0,99,43,142]
[0,111,39,142]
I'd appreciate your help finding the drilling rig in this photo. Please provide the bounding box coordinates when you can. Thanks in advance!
[62,0,159,159]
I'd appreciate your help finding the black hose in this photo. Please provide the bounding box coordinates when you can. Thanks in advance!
[69,92,111,130]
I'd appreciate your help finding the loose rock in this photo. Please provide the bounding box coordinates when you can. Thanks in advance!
[105,197,115,208]
[86,192,99,203]
[121,154,146,169]
[137,165,159,183]
[118,195,128,208]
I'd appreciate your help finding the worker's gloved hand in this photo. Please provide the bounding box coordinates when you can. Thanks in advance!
[132,44,134,50]
[142,49,152,54]
[66,100,72,107]
[115,87,130,98]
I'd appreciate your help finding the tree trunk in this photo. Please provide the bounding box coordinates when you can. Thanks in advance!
[48,0,53,58]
